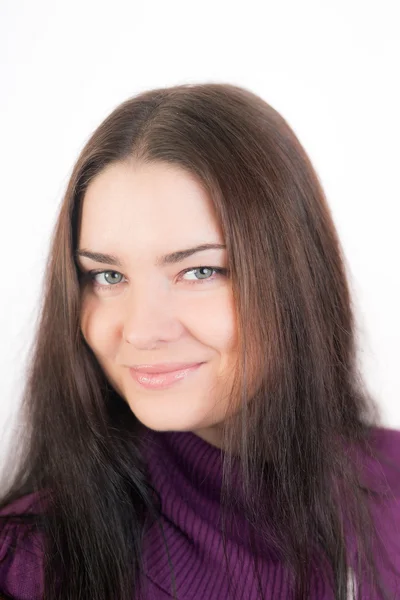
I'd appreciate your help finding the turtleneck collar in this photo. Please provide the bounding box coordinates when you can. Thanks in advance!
[140,425,226,499]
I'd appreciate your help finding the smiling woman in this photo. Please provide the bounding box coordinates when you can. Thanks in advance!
[75,160,238,446]
[0,83,399,600]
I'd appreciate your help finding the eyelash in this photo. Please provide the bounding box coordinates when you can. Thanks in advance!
[81,266,228,292]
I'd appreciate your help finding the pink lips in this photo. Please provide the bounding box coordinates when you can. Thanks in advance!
[129,363,204,390]
[130,362,202,374]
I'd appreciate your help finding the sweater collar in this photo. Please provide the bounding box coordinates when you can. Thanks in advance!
[140,425,226,498]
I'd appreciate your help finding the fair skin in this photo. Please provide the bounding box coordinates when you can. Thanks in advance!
[77,160,238,449]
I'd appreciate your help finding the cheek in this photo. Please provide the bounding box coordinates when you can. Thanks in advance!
[187,293,237,351]
[79,303,90,345]
[80,300,116,354]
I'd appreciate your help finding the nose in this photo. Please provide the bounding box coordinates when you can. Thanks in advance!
[122,285,183,348]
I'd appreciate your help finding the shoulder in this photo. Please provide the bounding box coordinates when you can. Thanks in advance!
[361,427,400,591]
[365,426,400,496]
[0,491,47,599]
[368,424,400,455]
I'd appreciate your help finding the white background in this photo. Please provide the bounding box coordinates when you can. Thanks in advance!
[1,0,399,465]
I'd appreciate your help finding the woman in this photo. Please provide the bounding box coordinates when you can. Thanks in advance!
[0,83,399,600]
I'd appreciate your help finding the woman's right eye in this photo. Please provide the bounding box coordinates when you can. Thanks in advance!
[88,270,125,290]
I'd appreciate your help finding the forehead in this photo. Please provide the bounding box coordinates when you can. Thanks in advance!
[78,161,223,249]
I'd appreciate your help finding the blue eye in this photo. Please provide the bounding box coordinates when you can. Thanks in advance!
[181,267,227,283]
[81,266,228,292]
[92,271,123,287]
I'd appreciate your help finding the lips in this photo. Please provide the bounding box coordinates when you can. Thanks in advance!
[129,362,204,374]
[129,363,204,390]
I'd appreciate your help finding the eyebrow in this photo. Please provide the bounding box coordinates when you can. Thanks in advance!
[75,243,227,268]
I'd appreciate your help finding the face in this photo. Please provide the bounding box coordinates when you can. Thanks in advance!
[77,160,238,449]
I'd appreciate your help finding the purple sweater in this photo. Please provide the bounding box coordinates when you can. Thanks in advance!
[1,426,399,599]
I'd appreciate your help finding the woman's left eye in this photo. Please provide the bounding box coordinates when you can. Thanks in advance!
[81,267,228,291]
[181,267,228,284]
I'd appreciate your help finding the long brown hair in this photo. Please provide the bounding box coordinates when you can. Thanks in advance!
[0,82,398,599]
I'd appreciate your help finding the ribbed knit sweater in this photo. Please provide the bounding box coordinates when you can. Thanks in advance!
[1,426,399,599]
